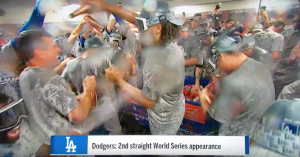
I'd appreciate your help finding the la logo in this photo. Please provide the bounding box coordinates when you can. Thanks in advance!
[66,137,76,153]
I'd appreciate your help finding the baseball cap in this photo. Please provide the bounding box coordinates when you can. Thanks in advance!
[252,99,300,156]
[196,27,212,39]
[238,36,256,51]
[110,32,122,42]
[253,24,264,32]
[84,37,103,50]
[214,36,238,53]
[139,1,183,26]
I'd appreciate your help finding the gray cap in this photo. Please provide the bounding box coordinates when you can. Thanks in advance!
[110,32,122,42]
[214,35,239,53]
[196,27,212,38]
[253,24,264,32]
[139,1,183,26]
[84,37,103,50]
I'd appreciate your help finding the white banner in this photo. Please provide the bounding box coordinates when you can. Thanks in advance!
[87,136,249,156]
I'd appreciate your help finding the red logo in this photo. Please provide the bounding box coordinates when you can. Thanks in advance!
[184,103,205,123]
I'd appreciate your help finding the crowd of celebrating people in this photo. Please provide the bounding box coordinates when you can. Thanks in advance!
[0,0,300,156]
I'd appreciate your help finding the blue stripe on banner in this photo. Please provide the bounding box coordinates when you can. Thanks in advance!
[245,136,249,154]
[50,136,88,155]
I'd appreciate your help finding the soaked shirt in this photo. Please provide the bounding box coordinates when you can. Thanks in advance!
[142,42,185,135]
[249,47,274,72]
[281,30,300,59]
[19,67,79,145]
[209,58,275,137]
[273,58,299,98]
[70,36,85,57]
[253,29,284,57]
[281,25,294,43]
[62,45,124,96]
[277,80,300,100]
[178,36,201,76]
[61,47,121,133]
[122,31,139,56]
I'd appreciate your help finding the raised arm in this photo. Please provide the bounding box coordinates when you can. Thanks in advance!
[67,19,87,45]
[74,0,138,25]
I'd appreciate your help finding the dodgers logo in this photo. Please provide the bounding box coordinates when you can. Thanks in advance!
[51,136,88,155]
[66,137,76,153]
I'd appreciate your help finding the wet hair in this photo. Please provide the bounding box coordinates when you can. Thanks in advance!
[160,22,180,45]
[14,29,53,61]
[226,19,235,24]
[273,20,285,28]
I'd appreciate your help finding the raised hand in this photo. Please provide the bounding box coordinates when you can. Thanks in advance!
[70,0,108,18]
[105,66,122,83]
[83,76,97,93]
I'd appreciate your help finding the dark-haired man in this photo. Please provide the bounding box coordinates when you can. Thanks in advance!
[16,30,97,154]
[199,36,275,137]
[75,0,185,135]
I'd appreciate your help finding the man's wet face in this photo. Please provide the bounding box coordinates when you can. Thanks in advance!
[180,31,189,39]
[192,21,199,29]
[226,21,235,28]
[273,25,284,33]
[37,37,61,68]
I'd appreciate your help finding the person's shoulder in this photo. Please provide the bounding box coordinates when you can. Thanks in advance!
[19,67,43,87]
[269,31,284,39]
[19,67,40,79]
[165,42,184,56]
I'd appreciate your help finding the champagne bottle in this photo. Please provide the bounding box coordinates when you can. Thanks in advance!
[69,4,92,18]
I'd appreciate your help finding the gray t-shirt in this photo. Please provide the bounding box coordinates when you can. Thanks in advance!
[61,48,121,133]
[178,36,201,76]
[253,30,284,55]
[249,47,274,72]
[209,58,275,137]
[19,67,79,145]
[62,45,124,96]
[142,42,185,135]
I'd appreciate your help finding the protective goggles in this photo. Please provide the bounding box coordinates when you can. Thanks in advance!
[110,33,122,42]
[0,92,28,144]
[135,12,176,32]
[0,98,28,132]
